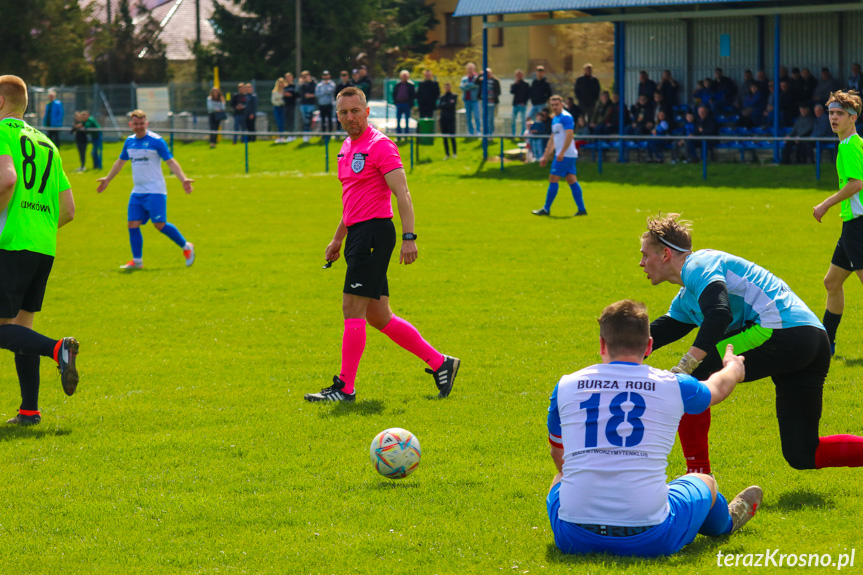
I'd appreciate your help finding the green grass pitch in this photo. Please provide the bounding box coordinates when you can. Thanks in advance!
[0,137,859,573]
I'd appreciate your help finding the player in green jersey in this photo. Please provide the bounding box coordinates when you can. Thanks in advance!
[813,90,863,355]
[0,75,79,425]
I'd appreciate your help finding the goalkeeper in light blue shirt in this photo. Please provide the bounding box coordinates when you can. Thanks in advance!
[639,212,863,476]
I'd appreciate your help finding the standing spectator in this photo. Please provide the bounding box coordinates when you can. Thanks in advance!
[659,69,679,107]
[244,83,258,142]
[43,90,64,148]
[460,62,481,135]
[637,71,657,101]
[271,78,287,143]
[354,66,372,99]
[848,63,863,92]
[84,111,102,170]
[316,70,336,134]
[789,68,807,104]
[510,69,530,135]
[675,111,697,162]
[416,69,440,120]
[206,87,226,148]
[687,105,718,161]
[609,93,625,134]
[230,83,248,144]
[627,94,654,135]
[782,104,815,164]
[283,73,298,142]
[574,63,600,123]
[800,68,817,102]
[438,82,458,159]
[392,70,416,135]
[335,70,353,97]
[813,67,841,106]
[299,70,317,142]
[478,67,501,135]
[70,111,88,172]
[647,109,671,163]
[777,79,799,127]
[529,65,553,121]
[713,68,737,107]
[778,65,790,85]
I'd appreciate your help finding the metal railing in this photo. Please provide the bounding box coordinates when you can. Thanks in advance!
[66,123,840,181]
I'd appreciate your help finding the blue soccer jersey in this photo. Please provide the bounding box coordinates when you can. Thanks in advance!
[119,131,173,195]
[667,249,823,332]
[551,110,578,159]
[547,362,711,526]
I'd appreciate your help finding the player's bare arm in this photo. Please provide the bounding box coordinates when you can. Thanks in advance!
[384,168,417,265]
[165,158,194,194]
[550,445,564,473]
[559,129,574,162]
[96,158,127,193]
[325,219,348,263]
[58,188,75,228]
[0,155,17,212]
[814,178,863,222]
[539,135,554,167]
[704,344,745,406]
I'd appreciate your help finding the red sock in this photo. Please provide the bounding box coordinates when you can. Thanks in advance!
[339,319,366,395]
[678,409,712,474]
[815,435,863,468]
[380,316,444,371]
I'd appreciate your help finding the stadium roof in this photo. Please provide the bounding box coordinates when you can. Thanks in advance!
[453,0,836,17]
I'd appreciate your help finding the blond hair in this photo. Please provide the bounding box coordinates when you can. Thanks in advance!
[336,86,367,106]
[129,109,147,119]
[0,75,28,113]
[827,90,863,116]
[641,212,693,252]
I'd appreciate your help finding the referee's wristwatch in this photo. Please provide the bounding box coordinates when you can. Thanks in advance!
[402,233,418,241]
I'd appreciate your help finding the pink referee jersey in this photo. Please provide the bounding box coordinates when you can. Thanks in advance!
[337,126,404,227]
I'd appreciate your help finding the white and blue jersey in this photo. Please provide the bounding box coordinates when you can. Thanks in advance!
[547,362,710,527]
[551,110,578,159]
[119,131,173,195]
[667,250,823,331]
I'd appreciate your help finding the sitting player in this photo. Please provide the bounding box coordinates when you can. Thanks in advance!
[547,300,760,557]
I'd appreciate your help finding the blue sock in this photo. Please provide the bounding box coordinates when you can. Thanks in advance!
[129,227,143,259]
[543,182,559,212]
[570,182,586,212]
[159,222,186,248]
[698,492,733,536]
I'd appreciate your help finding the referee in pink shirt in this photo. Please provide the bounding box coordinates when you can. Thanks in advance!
[304,87,460,402]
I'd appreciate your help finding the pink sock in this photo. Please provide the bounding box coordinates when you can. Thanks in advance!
[380,315,445,371]
[815,434,863,468]
[339,318,366,394]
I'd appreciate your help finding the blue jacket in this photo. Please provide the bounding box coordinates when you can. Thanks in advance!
[44,99,65,127]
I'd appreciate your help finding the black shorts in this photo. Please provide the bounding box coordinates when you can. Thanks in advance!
[691,325,830,421]
[0,250,55,317]
[343,218,396,299]
[831,216,863,271]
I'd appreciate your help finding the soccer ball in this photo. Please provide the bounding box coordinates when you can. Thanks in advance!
[369,428,421,479]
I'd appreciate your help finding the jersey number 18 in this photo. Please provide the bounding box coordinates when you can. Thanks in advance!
[579,392,646,448]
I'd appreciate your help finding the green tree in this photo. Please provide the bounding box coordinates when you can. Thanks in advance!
[0,0,95,85]
[356,0,438,76]
[92,0,171,84]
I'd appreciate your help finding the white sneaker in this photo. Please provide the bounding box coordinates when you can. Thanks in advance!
[452,154,458,159]
[183,243,195,267]
[120,260,143,271]
[302,136,310,143]
[443,156,449,161]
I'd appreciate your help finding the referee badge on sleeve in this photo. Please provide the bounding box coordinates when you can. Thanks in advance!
[351,153,368,174]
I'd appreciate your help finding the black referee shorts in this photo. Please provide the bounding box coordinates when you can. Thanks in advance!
[831,216,863,271]
[343,218,396,300]
[0,249,55,318]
